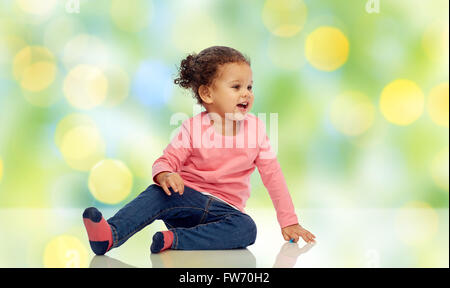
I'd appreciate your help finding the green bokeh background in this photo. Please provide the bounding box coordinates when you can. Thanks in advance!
[0,0,448,212]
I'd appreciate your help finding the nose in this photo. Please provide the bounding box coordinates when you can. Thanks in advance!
[240,96,251,103]
[242,90,252,99]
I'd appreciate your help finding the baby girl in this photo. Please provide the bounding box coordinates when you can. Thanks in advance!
[82,46,316,255]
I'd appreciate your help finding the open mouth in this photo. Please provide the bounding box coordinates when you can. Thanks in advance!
[236,102,249,110]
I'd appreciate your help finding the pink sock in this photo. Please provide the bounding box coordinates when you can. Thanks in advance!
[161,231,174,251]
[82,207,113,255]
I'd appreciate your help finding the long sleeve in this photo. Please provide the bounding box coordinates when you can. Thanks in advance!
[254,119,299,228]
[152,119,193,185]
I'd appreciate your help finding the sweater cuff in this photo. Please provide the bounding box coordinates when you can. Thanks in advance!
[152,163,174,185]
[278,214,299,229]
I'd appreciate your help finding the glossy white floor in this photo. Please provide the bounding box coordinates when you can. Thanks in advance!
[0,207,448,267]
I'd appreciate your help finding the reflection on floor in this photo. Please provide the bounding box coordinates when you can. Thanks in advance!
[0,208,448,267]
[89,242,316,268]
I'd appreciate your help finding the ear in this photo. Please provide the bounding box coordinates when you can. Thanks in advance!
[198,85,214,104]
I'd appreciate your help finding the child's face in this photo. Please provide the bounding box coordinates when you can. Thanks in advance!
[202,62,254,121]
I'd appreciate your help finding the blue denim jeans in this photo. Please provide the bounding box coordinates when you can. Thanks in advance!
[107,184,257,250]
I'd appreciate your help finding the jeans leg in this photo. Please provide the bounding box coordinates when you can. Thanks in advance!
[171,200,258,250]
[107,184,209,249]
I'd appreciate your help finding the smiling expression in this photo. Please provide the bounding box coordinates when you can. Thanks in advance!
[199,62,254,122]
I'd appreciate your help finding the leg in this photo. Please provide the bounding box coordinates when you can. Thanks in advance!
[107,184,210,249]
[169,198,257,250]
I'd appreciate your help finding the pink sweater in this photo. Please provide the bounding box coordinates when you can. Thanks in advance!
[152,111,298,228]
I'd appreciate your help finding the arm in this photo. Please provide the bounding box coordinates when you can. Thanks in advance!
[253,118,298,228]
[152,120,193,188]
[253,119,316,243]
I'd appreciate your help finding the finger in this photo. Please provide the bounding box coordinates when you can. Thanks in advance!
[306,234,313,243]
[288,234,298,243]
[287,234,296,243]
[282,231,290,241]
[161,181,171,196]
[167,179,179,193]
[305,229,315,239]
[179,182,185,195]
[175,181,183,195]
[173,175,184,195]
[303,229,314,238]
[304,234,314,243]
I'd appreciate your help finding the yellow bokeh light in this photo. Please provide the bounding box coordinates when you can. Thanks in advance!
[430,147,449,191]
[21,62,56,92]
[262,0,308,38]
[16,0,58,16]
[330,91,375,136]
[380,79,424,126]
[55,113,97,148]
[305,26,349,71]
[88,159,133,204]
[63,64,108,110]
[60,126,105,171]
[110,0,152,33]
[395,201,439,246]
[427,82,449,127]
[43,234,89,268]
[13,46,56,92]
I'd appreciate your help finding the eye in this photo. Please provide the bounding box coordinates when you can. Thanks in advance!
[248,86,252,91]
[232,85,240,89]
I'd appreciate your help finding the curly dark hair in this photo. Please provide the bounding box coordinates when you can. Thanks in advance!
[174,46,251,105]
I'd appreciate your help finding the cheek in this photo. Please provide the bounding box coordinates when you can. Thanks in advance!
[219,98,235,112]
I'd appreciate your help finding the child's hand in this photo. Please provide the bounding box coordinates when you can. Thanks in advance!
[156,172,185,196]
[281,223,316,244]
